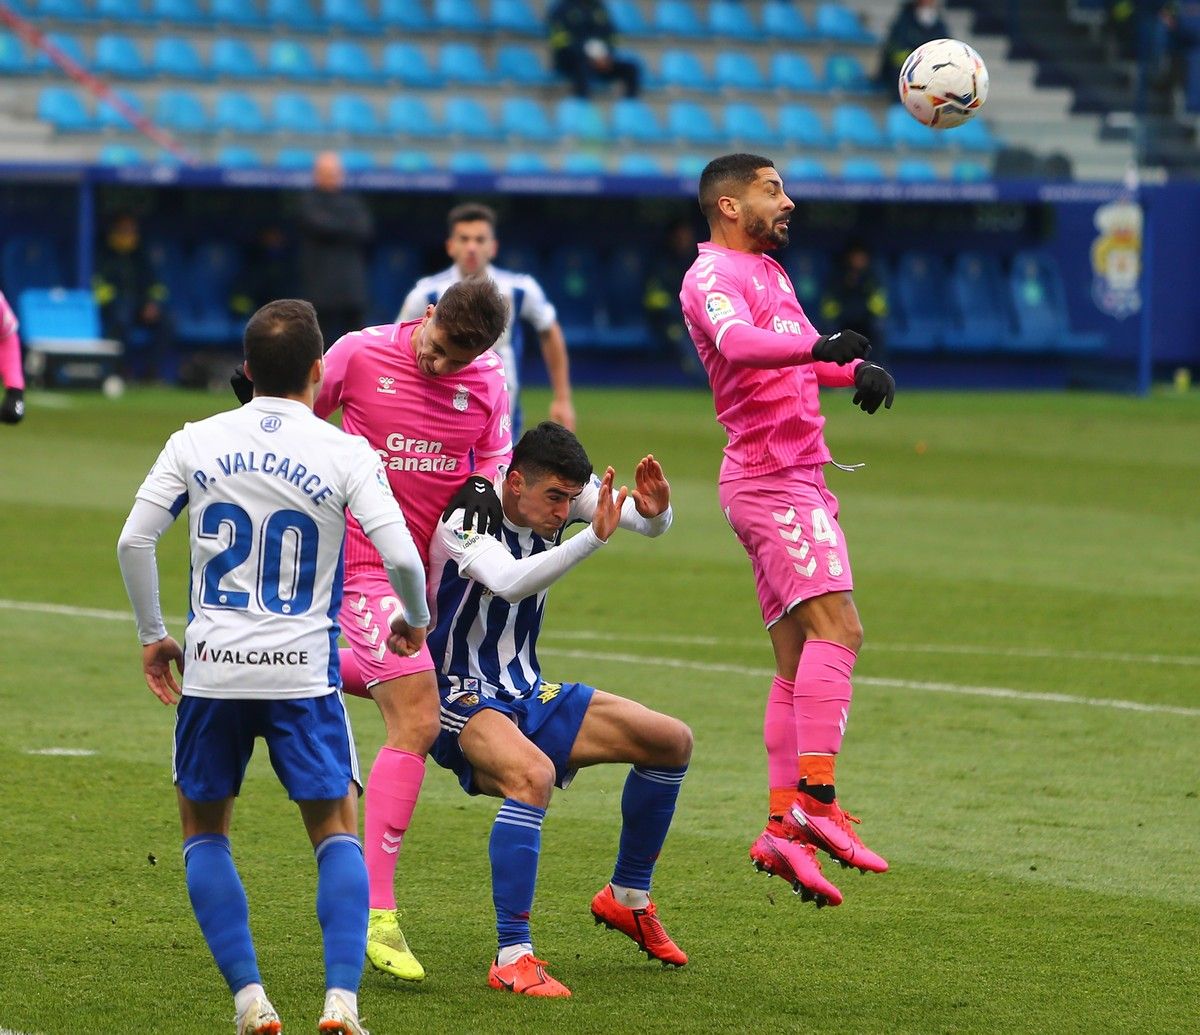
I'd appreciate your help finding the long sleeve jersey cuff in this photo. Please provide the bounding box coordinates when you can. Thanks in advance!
[116,499,174,644]
[716,320,819,368]
[619,501,673,537]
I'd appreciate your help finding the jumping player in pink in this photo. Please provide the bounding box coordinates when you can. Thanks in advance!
[680,154,896,907]
[0,289,25,424]
[314,277,512,980]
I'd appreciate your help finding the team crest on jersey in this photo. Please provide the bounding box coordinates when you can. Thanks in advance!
[260,415,281,433]
[705,292,735,324]
[537,682,562,704]
[377,376,396,395]
[777,273,793,294]
[453,384,470,412]
[827,551,843,577]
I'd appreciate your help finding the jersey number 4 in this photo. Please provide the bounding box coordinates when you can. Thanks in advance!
[199,502,320,615]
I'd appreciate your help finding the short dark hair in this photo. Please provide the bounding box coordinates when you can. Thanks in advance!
[447,202,497,233]
[698,153,776,222]
[432,276,509,354]
[243,299,324,396]
[511,421,593,488]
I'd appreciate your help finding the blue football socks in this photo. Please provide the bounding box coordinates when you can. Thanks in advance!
[183,834,261,995]
[490,799,546,950]
[315,834,369,993]
[611,766,688,892]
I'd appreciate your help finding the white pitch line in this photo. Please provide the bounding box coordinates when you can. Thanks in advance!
[3,598,1196,717]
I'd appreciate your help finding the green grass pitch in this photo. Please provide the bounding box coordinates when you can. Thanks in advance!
[0,385,1197,1034]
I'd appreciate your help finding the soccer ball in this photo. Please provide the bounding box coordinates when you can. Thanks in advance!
[898,38,989,129]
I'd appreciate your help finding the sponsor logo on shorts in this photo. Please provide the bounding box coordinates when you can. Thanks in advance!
[193,641,308,666]
[536,682,562,704]
[827,551,843,577]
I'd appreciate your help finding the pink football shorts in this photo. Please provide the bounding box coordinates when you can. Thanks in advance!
[718,463,854,628]
[339,568,434,696]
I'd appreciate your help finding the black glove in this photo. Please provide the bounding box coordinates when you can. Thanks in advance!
[0,387,24,425]
[812,329,871,365]
[852,362,895,414]
[230,364,254,405]
[442,475,503,536]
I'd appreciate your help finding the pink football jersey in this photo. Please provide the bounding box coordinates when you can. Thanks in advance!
[679,243,859,482]
[0,290,17,338]
[316,321,512,573]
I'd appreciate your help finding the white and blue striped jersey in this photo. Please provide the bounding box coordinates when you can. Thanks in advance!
[127,397,425,700]
[427,470,672,702]
[397,264,557,403]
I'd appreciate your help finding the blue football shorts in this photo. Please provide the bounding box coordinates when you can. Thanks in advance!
[431,680,595,795]
[173,691,361,803]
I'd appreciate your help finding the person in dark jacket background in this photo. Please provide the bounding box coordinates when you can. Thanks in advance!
[296,151,374,349]
[877,0,950,87]
[547,0,641,99]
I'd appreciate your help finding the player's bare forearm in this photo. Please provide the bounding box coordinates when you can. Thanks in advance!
[540,324,576,430]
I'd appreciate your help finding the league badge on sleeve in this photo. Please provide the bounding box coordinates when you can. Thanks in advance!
[705,293,735,324]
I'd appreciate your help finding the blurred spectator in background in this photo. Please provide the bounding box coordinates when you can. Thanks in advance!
[232,225,296,320]
[548,0,641,98]
[1108,2,1196,112]
[820,242,889,363]
[93,212,173,383]
[878,0,950,88]
[643,218,705,378]
[1,288,24,423]
[297,152,374,349]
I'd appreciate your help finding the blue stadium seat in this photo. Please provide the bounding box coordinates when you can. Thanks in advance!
[391,150,434,172]
[98,143,144,165]
[714,52,768,92]
[214,91,268,133]
[814,2,874,42]
[895,158,938,181]
[340,148,376,170]
[555,97,608,142]
[615,153,662,176]
[500,96,555,143]
[505,152,550,173]
[892,252,951,350]
[324,0,379,32]
[272,92,325,134]
[782,156,829,181]
[211,0,267,27]
[17,289,105,346]
[386,96,440,136]
[212,38,265,79]
[762,1,813,41]
[0,33,30,75]
[654,0,703,37]
[887,106,945,151]
[276,148,316,168]
[952,160,990,182]
[433,0,484,30]
[439,42,492,85]
[709,0,756,39]
[95,0,153,23]
[611,98,663,143]
[330,94,382,136]
[658,48,711,91]
[368,244,421,322]
[34,33,86,74]
[675,154,708,177]
[496,43,553,85]
[603,245,652,343]
[777,103,829,147]
[268,39,319,81]
[36,0,91,20]
[178,242,245,344]
[152,37,207,79]
[723,101,777,146]
[444,96,498,138]
[217,145,263,167]
[95,35,147,79]
[448,151,493,173]
[381,42,438,88]
[490,0,539,34]
[1008,251,1103,351]
[3,237,66,297]
[561,152,606,175]
[543,246,602,335]
[951,252,1010,350]
[156,88,209,133]
[825,52,871,92]
[948,118,1000,152]
[840,156,885,181]
[96,89,144,131]
[608,0,650,36]
[832,104,885,148]
[770,53,819,92]
[266,0,324,32]
[326,40,377,82]
[667,100,723,145]
[38,86,93,131]
[151,0,206,24]
[379,0,431,29]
